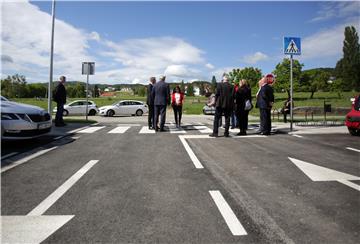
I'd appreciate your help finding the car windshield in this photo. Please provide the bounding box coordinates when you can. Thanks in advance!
[113,102,121,106]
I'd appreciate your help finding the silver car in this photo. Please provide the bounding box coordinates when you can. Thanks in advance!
[99,100,148,117]
[1,96,52,140]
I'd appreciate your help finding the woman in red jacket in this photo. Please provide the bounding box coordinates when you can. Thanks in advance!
[171,85,184,128]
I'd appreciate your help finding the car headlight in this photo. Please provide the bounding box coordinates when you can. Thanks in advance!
[17,113,32,123]
[1,113,19,120]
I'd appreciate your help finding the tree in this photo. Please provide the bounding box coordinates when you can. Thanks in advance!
[180,80,185,92]
[335,26,360,91]
[300,69,332,98]
[0,74,27,98]
[211,76,217,93]
[138,86,146,97]
[237,67,262,89]
[74,83,86,98]
[187,83,194,96]
[273,58,303,95]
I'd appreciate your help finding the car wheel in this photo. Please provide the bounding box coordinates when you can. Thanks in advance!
[88,109,96,116]
[107,110,115,117]
[63,110,69,116]
[348,128,360,136]
[136,109,143,116]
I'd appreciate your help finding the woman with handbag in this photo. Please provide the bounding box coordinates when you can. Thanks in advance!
[235,79,252,135]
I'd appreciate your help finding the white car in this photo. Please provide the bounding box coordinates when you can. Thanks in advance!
[99,100,148,117]
[1,96,52,140]
[53,100,99,116]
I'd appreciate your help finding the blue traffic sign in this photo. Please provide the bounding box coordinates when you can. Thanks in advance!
[284,37,301,55]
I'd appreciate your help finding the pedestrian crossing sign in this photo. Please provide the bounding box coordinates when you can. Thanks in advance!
[284,37,301,55]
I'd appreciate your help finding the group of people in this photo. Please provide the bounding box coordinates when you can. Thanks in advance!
[147,75,184,131]
[208,74,275,137]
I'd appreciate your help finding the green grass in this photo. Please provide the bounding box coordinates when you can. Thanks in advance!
[10,91,358,116]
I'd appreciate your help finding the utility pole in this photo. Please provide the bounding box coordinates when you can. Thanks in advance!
[48,0,56,114]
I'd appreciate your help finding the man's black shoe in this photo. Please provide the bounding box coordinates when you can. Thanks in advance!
[209,133,218,137]
[149,126,153,130]
[236,132,246,136]
[224,134,230,137]
[159,128,166,132]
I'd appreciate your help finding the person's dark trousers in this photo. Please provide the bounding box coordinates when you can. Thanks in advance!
[283,112,287,123]
[173,105,182,126]
[213,107,231,136]
[260,108,271,134]
[154,105,167,130]
[55,103,64,125]
[238,110,249,133]
[148,105,154,128]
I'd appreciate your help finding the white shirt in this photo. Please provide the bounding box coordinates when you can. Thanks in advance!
[175,93,181,105]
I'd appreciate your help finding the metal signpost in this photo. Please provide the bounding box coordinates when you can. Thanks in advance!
[284,37,301,131]
[48,0,56,114]
[82,62,95,121]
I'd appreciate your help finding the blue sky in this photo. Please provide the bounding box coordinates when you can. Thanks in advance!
[1,0,359,84]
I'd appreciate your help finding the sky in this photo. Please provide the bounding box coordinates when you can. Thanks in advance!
[1,0,360,84]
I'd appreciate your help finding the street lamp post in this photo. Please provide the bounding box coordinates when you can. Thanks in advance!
[48,0,56,115]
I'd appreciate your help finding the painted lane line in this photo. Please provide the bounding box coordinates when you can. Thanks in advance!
[1,147,58,173]
[292,134,303,138]
[1,152,18,160]
[337,179,360,191]
[139,126,155,134]
[108,126,130,134]
[67,125,90,134]
[346,147,360,153]
[194,125,212,133]
[27,160,99,216]
[77,126,105,133]
[209,190,248,236]
[170,128,187,134]
[179,136,204,169]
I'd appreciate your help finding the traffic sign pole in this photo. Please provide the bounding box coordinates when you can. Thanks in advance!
[48,0,56,115]
[86,72,89,121]
[290,54,293,131]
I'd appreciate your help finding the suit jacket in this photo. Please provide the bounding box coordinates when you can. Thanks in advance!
[53,83,66,104]
[256,84,274,109]
[152,81,170,106]
[215,82,234,110]
[146,83,154,106]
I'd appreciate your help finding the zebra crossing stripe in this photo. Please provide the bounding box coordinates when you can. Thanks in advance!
[108,126,130,134]
[193,126,212,133]
[77,126,105,133]
[139,126,156,134]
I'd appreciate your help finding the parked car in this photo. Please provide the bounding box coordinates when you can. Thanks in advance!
[1,96,52,140]
[203,105,215,115]
[53,100,99,116]
[345,95,360,136]
[99,100,148,117]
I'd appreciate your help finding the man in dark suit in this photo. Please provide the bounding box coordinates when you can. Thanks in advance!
[210,76,234,137]
[152,75,170,132]
[146,77,156,129]
[53,76,67,127]
[257,74,275,135]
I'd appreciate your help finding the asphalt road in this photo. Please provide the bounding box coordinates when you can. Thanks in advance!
[1,120,359,243]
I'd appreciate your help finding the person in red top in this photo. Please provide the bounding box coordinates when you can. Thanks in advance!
[171,85,185,128]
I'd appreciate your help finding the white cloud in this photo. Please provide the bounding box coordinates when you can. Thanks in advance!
[301,21,360,60]
[1,0,96,81]
[205,63,215,69]
[89,31,101,42]
[310,1,360,23]
[242,52,268,64]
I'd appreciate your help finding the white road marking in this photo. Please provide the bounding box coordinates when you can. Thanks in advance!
[289,157,360,192]
[179,137,204,168]
[27,160,99,216]
[170,128,187,133]
[195,122,205,125]
[346,147,360,153]
[209,190,248,236]
[67,125,90,134]
[1,147,58,173]
[1,152,18,160]
[292,134,303,138]
[1,215,74,244]
[194,125,212,133]
[77,126,105,133]
[117,124,141,126]
[139,126,156,134]
[107,126,130,134]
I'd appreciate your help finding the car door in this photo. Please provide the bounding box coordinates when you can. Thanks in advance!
[116,101,127,115]
[68,101,80,114]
